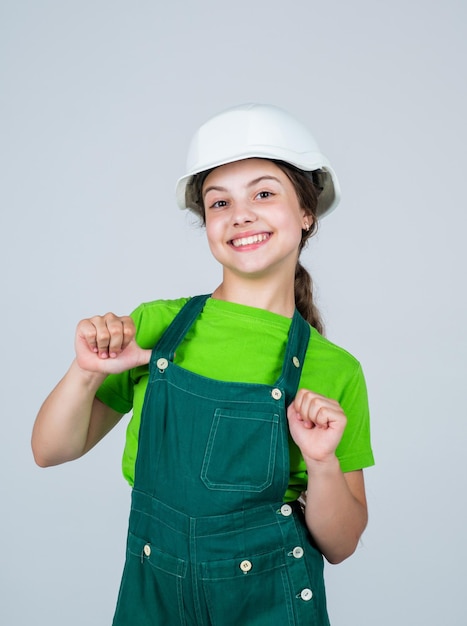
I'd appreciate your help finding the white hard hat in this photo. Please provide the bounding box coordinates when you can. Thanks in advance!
[175,103,341,218]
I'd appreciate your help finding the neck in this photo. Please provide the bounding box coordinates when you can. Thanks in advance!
[211,270,296,318]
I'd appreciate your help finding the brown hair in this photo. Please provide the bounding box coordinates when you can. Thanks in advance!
[189,160,324,333]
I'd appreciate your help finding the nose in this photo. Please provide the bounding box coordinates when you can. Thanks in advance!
[231,201,257,226]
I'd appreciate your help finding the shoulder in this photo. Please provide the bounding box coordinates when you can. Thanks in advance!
[301,328,366,401]
[307,328,362,372]
[132,297,191,318]
[130,297,191,349]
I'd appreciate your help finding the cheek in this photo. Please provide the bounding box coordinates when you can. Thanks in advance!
[205,217,224,251]
[280,212,304,243]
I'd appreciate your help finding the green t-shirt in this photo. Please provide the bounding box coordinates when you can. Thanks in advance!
[96,297,374,501]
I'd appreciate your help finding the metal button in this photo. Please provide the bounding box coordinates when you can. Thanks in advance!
[271,388,282,400]
[300,588,313,601]
[280,504,293,517]
[143,544,151,557]
[156,358,168,371]
[239,559,252,573]
[292,546,304,559]
[292,356,300,368]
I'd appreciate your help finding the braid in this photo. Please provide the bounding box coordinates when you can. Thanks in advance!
[294,261,324,334]
[275,162,325,334]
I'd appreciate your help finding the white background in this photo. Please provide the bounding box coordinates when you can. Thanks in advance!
[1,1,466,624]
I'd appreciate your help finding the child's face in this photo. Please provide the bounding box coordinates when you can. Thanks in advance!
[202,158,308,281]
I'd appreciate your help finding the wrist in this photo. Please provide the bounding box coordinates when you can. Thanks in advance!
[70,359,107,390]
[304,453,341,477]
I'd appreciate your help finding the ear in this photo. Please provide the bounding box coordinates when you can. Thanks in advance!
[302,214,313,231]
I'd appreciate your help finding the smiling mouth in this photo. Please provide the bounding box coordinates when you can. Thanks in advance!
[230,233,271,248]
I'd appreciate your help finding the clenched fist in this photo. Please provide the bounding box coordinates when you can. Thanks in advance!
[75,313,151,375]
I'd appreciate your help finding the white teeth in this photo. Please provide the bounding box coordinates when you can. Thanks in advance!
[231,233,269,247]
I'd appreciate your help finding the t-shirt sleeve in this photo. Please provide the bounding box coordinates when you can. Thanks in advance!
[286,358,375,501]
[94,298,189,415]
[335,363,374,473]
[95,370,134,415]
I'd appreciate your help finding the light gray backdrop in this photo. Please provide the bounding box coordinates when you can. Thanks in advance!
[1,1,466,624]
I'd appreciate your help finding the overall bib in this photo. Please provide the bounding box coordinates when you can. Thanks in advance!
[113,295,330,626]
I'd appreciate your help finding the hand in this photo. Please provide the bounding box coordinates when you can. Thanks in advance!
[75,313,151,375]
[287,389,347,465]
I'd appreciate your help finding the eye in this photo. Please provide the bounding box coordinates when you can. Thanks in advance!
[210,199,228,209]
[256,190,274,199]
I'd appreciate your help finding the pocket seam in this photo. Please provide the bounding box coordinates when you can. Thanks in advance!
[127,532,187,579]
[200,408,280,492]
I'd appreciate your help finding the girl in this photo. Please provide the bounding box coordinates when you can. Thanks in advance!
[32,103,374,625]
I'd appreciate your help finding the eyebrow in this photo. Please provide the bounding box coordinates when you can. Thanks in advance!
[203,175,282,197]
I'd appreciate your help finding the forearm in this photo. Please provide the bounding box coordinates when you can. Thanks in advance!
[304,457,368,564]
[31,359,107,467]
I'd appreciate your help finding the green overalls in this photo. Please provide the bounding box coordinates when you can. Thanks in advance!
[112,295,330,625]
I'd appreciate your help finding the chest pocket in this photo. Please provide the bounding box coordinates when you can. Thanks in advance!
[200,408,280,492]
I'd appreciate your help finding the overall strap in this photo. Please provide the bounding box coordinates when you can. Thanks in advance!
[275,309,311,406]
[151,294,211,363]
